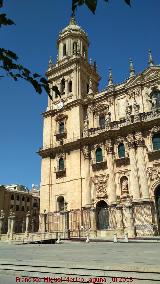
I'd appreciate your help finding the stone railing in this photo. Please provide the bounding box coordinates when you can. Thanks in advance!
[85,108,160,137]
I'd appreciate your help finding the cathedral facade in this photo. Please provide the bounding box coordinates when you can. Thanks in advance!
[39,17,160,238]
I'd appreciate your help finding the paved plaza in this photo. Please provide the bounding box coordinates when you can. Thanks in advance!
[0,241,159,283]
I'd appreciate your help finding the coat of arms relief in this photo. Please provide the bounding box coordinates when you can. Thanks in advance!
[92,174,109,199]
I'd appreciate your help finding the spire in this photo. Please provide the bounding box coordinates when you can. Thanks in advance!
[148,49,154,67]
[69,14,77,26]
[108,68,113,86]
[48,56,53,68]
[129,58,135,78]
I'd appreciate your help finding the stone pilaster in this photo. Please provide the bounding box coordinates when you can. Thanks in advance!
[10,213,15,240]
[31,218,35,233]
[135,132,149,199]
[106,140,116,204]
[116,204,124,236]
[25,212,30,236]
[89,207,97,237]
[7,211,12,238]
[124,201,135,238]
[127,134,140,200]
[82,145,91,207]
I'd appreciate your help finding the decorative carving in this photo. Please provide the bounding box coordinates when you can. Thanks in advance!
[147,167,160,181]
[55,113,68,121]
[133,98,140,122]
[92,174,109,199]
[150,126,160,134]
[83,118,89,137]
[126,101,132,123]
[106,139,114,154]
[134,132,145,147]
[126,134,135,149]
[143,70,160,83]
[116,205,123,228]
[127,87,141,99]
[105,111,111,128]
[82,145,91,159]
[57,152,65,159]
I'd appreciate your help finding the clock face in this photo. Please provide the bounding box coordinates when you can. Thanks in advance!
[57,101,64,110]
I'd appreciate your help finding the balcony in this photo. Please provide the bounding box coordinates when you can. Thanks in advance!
[115,156,130,167]
[91,157,107,171]
[54,129,67,140]
[54,166,66,178]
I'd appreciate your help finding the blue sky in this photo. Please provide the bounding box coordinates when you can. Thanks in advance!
[0,0,160,189]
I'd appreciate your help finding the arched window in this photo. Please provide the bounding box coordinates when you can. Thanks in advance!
[96,148,103,163]
[118,143,125,158]
[73,42,77,54]
[63,43,66,56]
[16,195,19,201]
[59,158,64,171]
[59,121,64,134]
[68,80,72,93]
[99,114,105,129]
[61,78,65,94]
[27,197,30,203]
[22,196,25,201]
[57,196,64,211]
[152,133,160,150]
[151,90,160,108]
[11,194,14,200]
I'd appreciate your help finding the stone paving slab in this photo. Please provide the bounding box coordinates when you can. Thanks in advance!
[0,242,159,283]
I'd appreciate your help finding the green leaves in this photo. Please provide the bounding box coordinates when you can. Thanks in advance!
[72,0,131,14]
[0,48,51,99]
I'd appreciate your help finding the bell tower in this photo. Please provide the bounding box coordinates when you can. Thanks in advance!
[46,16,100,104]
[39,17,100,214]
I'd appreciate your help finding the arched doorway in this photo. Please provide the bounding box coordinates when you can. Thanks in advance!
[155,185,160,233]
[96,200,109,230]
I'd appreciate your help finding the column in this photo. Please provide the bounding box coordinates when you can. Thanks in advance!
[10,213,15,240]
[0,210,5,235]
[116,205,124,237]
[25,212,30,236]
[135,132,149,199]
[106,140,116,204]
[31,218,35,233]
[124,201,135,238]
[127,134,140,200]
[82,146,91,207]
[7,215,11,238]
[90,207,97,237]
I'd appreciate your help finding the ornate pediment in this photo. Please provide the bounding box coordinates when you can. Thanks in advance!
[92,174,109,199]
[142,67,160,84]
[55,113,68,121]
[93,103,109,114]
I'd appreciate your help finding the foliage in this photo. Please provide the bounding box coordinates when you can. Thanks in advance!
[0,0,52,99]
[72,0,131,14]
[0,0,131,100]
